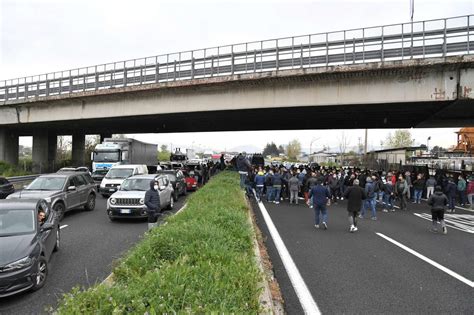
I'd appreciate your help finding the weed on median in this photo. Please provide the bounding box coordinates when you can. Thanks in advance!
[56,172,262,314]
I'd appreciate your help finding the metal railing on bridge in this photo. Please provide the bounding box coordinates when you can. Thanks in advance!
[0,14,472,103]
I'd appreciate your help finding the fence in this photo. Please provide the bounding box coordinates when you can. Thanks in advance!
[0,15,472,103]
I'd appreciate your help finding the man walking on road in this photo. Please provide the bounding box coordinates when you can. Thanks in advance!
[427,186,449,234]
[144,179,161,230]
[309,179,331,230]
[396,175,409,211]
[236,152,251,190]
[445,178,457,213]
[344,179,366,232]
[288,172,300,205]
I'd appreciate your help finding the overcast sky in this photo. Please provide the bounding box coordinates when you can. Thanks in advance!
[1,0,472,152]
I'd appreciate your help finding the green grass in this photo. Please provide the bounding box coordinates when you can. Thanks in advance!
[0,160,31,177]
[56,172,262,314]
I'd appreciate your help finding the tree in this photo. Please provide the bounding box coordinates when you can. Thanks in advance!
[85,135,100,165]
[56,136,71,161]
[286,139,301,161]
[158,144,170,161]
[384,130,414,148]
[338,132,351,166]
[430,145,446,156]
[278,145,285,154]
[263,142,280,157]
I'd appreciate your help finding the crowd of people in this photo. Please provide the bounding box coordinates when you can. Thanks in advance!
[234,152,474,234]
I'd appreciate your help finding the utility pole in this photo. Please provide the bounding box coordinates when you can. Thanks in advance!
[364,129,368,155]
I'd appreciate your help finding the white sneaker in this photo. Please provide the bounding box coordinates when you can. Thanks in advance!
[322,222,328,230]
[275,202,280,205]
[353,226,358,232]
[442,226,447,234]
[382,209,388,213]
[315,225,320,229]
[349,225,355,232]
[340,197,344,201]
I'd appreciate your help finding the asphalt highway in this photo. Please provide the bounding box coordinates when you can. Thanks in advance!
[251,196,474,314]
[0,195,188,315]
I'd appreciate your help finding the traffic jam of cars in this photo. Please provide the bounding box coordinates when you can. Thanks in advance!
[0,149,212,297]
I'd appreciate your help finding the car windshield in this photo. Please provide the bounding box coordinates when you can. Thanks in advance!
[0,209,35,236]
[94,151,120,162]
[93,170,108,176]
[120,178,151,191]
[27,177,66,191]
[105,168,133,179]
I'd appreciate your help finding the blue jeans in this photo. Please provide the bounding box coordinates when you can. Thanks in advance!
[239,172,247,189]
[273,186,281,202]
[414,189,422,203]
[448,196,455,210]
[266,186,274,202]
[256,186,264,201]
[383,194,393,210]
[362,196,376,217]
[314,204,328,225]
[458,191,466,205]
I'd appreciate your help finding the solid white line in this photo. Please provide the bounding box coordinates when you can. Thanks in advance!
[60,224,68,229]
[253,190,321,314]
[376,232,474,288]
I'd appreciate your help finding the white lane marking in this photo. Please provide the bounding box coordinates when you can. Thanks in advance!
[376,232,474,288]
[60,225,68,229]
[253,190,321,315]
[414,213,474,234]
[421,198,474,213]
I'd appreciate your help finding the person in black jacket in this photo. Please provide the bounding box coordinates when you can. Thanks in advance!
[344,179,367,232]
[144,179,161,230]
[427,186,448,234]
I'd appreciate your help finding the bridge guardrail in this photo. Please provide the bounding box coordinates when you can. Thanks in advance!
[0,14,472,103]
[7,175,41,183]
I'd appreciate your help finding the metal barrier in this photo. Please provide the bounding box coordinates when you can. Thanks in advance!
[7,175,40,183]
[0,14,472,103]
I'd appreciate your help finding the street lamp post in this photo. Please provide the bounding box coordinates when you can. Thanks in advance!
[309,137,320,162]
[427,136,431,155]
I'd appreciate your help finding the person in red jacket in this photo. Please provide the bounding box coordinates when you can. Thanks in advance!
[467,176,474,210]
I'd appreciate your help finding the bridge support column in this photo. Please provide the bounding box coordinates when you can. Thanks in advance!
[100,133,112,142]
[72,133,85,166]
[33,131,56,173]
[0,128,19,165]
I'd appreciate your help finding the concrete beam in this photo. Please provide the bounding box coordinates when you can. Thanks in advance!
[72,133,85,166]
[33,131,57,173]
[100,133,112,143]
[0,128,19,165]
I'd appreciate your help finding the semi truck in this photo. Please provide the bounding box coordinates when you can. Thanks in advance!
[91,138,158,172]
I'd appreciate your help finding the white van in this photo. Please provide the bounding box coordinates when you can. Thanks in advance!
[99,164,148,197]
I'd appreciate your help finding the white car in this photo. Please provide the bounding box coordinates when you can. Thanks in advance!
[99,164,148,197]
[106,174,174,221]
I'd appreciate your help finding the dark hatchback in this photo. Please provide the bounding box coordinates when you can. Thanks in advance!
[156,170,187,201]
[0,199,59,298]
[0,177,15,199]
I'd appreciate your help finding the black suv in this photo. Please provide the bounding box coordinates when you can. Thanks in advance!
[156,170,187,201]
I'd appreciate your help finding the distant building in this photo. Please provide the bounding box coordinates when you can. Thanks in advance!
[372,146,426,170]
[308,152,338,164]
[453,127,474,155]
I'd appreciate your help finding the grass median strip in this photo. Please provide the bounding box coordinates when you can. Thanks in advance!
[56,172,262,314]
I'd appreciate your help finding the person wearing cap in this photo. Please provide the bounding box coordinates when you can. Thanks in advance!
[255,170,266,202]
[344,179,366,232]
[144,179,161,230]
[427,186,448,234]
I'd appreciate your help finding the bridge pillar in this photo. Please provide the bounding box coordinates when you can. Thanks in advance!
[33,131,57,173]
[100,133,112,143]
[0,128,19,166]
[72,133,85,166]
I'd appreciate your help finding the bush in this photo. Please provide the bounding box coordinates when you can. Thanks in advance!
[0,160,31,177]
[56,172,262,314]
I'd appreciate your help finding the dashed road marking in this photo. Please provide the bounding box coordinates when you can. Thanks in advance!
[253,190,321,315]
[414,213,474,234]
[376,232,474,288]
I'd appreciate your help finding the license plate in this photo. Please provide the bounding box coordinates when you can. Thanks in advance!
[120,209,131,214]
[109,188,115,192]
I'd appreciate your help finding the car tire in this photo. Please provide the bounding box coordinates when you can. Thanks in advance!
[53,228,60,252]
[167,196,174,210]
[182,185,187,196]
[54,203,66,222]
[84,194,96,211]
[32,256,48,291]
[108,216,116,222]
[173,190,179,202]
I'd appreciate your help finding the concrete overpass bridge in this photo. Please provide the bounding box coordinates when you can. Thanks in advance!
[0,14,473,171]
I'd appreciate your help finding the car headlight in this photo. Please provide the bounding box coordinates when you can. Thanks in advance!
[2,256,33,272]
[139,198,144,205]
[110,198,116,205]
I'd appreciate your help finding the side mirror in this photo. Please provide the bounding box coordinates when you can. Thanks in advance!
[67,186,77,192]
[40,223,54,232]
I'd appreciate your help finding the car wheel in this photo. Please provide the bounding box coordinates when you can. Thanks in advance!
[32,256,48,291]
[167,196,174,210]
[173,190,179,202]
[84,194,96,211]
[53,228,60,252]
[54,203,65,221]
[109,216,116,222]
[182,185,187,196]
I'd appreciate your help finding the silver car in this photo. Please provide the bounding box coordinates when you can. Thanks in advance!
[7,172,97,221]
[106,174,174,221]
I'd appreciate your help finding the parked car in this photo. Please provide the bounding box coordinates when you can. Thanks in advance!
[99,164,148,198]
[182,170,198,191]
[156,170,187,201]
[91,169,108,188]
[107,174,174,221]
[0,177,15,199]
[7,172,97,221]
[0,199,60,298]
